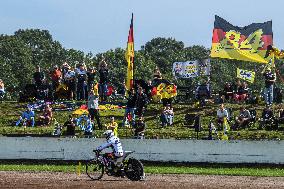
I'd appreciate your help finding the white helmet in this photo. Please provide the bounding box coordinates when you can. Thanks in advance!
[103,130,114,140]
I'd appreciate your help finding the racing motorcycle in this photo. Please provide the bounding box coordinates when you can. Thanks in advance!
[86,150,144,181]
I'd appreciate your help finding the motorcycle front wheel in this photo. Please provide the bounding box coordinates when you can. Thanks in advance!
[86,159,104,180]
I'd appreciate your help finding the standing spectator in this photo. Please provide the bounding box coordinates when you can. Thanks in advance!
[99,60,109,101]
[87,67,96,93]
[76,64,87,101]
[123,88,136,127]
[61,62,70,78]
[160,104,174,127]
[135,87,148,117]
[64,115,76,137]
[106,117,118,137]
[0,79,5,101]
[39,104,53,125]
[50,65,62,91]
[234,106,251,130]
[16,106,35,127]
[64,66,76,100]
[216,103,229,129]
[33,65,45,87]
[262,67,276,105]
[88,90,102,129]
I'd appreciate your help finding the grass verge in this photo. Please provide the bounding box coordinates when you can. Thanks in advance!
[0,163,283,177]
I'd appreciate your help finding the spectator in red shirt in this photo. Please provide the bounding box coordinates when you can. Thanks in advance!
[50,65,62,91]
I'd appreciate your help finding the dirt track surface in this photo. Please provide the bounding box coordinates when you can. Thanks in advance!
[0,171,283,189]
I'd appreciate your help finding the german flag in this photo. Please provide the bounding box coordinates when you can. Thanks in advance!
[125,13,134,91]
[210,15,273,63]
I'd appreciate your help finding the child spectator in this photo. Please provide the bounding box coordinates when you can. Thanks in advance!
[160,104,174,127]
[64,115,76,137]
[133,116,146,139]
[16,106,35,127]
[39,104,53,125]
[106,117,118,137]
[216,103,229,128]
[84,116,93,138]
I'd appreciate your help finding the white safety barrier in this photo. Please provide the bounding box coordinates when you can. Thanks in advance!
[0,137,283,164]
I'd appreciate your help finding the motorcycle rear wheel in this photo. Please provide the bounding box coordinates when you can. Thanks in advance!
[125,158,144,181]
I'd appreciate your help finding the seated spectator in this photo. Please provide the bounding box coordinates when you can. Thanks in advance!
[195,83,210,106]
[223,82,234,102]
[64,115,76,137]
[278,108,284,124]
[259,106,277,130]
[84,116,93,138]
[160,104,174,127]
[216,103,229,129]
[16,106,35,127]
[0,79,5,100]
[233,106,251,130]
[234,81,248,103]
[106,117,118,137]
[39,104,53,125]
[133,116,146,139]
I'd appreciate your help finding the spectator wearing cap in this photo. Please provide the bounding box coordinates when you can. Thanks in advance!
[262,67,276,105]
[16,106,35,127]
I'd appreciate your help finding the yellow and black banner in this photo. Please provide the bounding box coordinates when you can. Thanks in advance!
[125,13,134,91]
[210,15,273,63]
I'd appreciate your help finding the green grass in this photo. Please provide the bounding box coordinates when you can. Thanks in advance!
[0,163,283,177]
[0,101,284,140]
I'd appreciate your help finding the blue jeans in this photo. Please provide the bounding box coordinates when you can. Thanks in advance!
[161,114,173,127]
[77,82,86,100]
[264,85,273,105]
[16,117,35,127]
[123,107,136,126]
